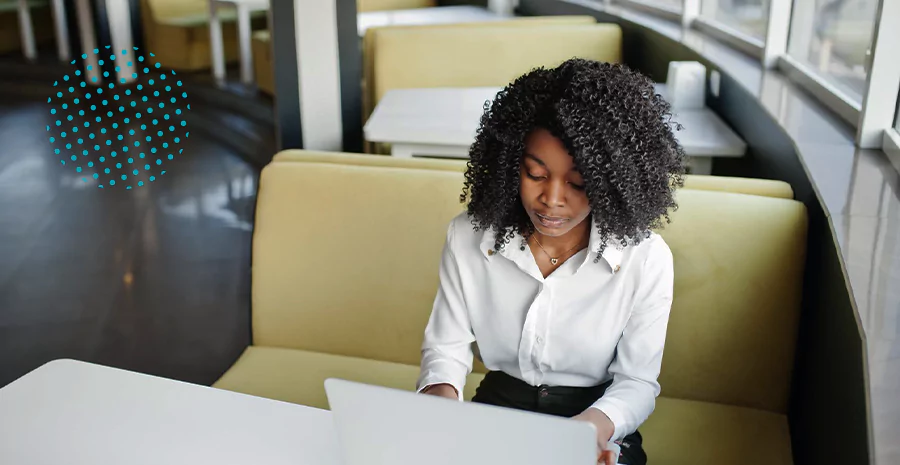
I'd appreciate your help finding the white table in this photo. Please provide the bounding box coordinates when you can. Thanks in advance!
[357,5,506,37]
[14,0,71,61]
[0,360,341,465]
[364,86,747,175]
[209,0,269,85]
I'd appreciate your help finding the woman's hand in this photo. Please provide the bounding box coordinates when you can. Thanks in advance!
[572,408,617,465]
[420,383,458,400]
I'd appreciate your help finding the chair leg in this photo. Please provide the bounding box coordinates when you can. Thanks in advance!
[17,0,38,61]
[50,0,71,61]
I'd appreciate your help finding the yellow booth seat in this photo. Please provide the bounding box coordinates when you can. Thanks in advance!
[366,22,621,153]
[271,150,794,199]
[0,0,54,55]
[371,23,622,112]
[214,152,807,465]
[140,0,266,71]
[358,0,435,13]
[362,15,599,120]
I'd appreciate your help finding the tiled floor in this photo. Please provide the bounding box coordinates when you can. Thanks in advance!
[0,91,263,388]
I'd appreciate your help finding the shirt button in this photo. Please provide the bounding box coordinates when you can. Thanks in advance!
[536,336,543,345]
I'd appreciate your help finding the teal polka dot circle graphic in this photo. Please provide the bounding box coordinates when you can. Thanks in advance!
[47,46,190,189]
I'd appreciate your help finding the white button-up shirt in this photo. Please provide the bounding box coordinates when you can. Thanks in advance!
[416,212,674,440]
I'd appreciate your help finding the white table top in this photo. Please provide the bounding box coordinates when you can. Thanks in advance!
[357,5,505,36]
[364,86,748,158]
[0,360,341,465]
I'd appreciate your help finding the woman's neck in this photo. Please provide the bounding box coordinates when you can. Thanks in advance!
[533,220,591,256]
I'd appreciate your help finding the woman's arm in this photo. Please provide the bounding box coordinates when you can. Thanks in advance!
[416,219,476,401]
[588,238,675,441]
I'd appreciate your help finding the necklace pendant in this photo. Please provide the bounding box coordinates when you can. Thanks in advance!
[550,258,559,265]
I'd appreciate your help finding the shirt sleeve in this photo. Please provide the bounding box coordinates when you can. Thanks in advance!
[591,238,674,441]
[415,219,475,401]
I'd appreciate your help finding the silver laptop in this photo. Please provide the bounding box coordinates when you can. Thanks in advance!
[324,378,600,465]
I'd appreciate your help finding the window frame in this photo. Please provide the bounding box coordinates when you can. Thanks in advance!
[856,0,900,149]
[612,0,682,22]
[691,16,764,59]
[886,95,900,164]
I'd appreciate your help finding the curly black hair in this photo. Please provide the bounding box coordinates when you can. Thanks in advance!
[461,58,687,260]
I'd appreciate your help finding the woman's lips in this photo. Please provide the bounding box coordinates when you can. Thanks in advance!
[536,212,569,228]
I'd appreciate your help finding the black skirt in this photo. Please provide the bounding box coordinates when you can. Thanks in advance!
[471,371,647,465]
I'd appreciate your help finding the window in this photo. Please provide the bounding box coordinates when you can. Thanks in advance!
[787,0,879,101]
[619,0,683,13]
[700,0,770,40]
[649,0,683,10]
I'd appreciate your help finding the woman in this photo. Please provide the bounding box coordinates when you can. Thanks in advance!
[416,59,686,465]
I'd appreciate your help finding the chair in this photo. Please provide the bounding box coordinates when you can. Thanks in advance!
[139,0,266,71]
[0,0,54,55]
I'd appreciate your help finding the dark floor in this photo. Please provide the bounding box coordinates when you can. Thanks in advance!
[0,56,270,389]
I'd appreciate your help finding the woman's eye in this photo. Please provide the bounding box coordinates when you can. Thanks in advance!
[569,182,586,191]
[526,173,546,180]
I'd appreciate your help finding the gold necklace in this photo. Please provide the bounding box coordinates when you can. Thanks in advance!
[532,234,585,266]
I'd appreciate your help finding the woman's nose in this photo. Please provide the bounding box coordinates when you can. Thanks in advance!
[541,180,566,207]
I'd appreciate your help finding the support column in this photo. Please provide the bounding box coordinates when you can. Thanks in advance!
[271,0,362,152]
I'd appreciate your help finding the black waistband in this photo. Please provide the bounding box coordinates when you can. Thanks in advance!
[481,370,612,396]
[473,371,613,418]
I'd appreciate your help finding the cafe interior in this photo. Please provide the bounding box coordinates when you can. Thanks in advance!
[0,0,897,464]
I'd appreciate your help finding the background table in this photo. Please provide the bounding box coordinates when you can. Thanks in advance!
[209,0,269,84]
[364,86,747,174]
[357,5,505,37]
[0,360,341,465]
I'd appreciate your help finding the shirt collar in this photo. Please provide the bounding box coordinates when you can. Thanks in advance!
[479,222,624,274]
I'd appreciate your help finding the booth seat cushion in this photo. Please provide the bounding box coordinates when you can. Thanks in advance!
[213,346,792,465]
[250,162,467,367]
[213,346,485,409]
[683,174,793,199]
[642,397,793,465]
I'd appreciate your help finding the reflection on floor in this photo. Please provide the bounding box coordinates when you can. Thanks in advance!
[0,56,269,389]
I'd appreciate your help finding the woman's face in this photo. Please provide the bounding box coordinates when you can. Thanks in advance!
[519,128,592,238]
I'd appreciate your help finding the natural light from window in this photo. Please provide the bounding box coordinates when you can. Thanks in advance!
[700,0,770,40]
[787,0,878,100]
[645,0,683,11]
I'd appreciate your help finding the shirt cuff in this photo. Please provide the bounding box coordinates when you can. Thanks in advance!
[416,377,464,401]
[590,398,630,442]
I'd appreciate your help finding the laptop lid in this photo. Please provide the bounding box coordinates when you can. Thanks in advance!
[324,378,598,465]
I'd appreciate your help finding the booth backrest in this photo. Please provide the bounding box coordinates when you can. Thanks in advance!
[362,16,599,119]
[358,0,435,13]
[371,24,622,113]
[272,150,795,199]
